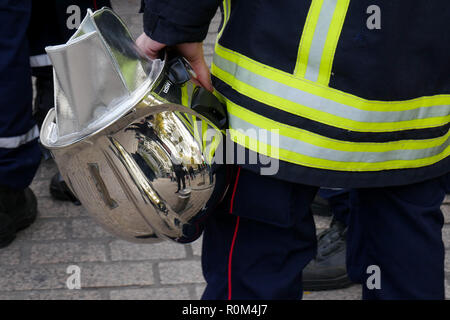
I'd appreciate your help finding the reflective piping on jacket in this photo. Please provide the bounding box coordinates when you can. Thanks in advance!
[294,0,324,78]
[218,0,231,39]
[303,0,337,82]
[224,97,450,170]
[295,0,349,84]
[225,99,450,153]
[317,0,350,85]
[191,115,202,147]
[0,125,39,149]
[30,54,52,67]
[212,46,450,132]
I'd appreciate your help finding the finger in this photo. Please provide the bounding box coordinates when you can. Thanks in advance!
[175,43,213,91]
[135,33,165,60]
[189,58,213,92]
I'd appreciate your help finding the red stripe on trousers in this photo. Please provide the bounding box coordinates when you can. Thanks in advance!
[228,216,240,300]
[93,0,98,10]
[229,167,241,214]
[228,166,241,300]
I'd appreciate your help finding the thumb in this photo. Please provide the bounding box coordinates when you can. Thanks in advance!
[176,43,213,92]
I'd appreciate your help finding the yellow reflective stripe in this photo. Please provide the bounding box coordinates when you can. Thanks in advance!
[317,0,350,85]
[294,0,349,84]
[226,98,450,153]
[202,120,208,150]
[214,43,450,112]
[212,60,450,132]
[191,115,202,147]
[175,112,195,136]
[212,45,450,132]
[181,84,189,106]
[229,128,450,171]
[206,133,221,164]
[294,0,324,78]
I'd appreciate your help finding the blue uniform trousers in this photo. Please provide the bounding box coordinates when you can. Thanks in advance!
[0,0,41,189]
[444,173,450,193]
[346,176,447,300]
[317,188,350,225]
[201,167,447,300]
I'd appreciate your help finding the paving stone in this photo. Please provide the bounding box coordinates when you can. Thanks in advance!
[313,215,332,232]
[0,244,21,265]
[191,236,203,257]
[443,195,450,204]
[205,56,213,69]
[203,45,215,57]
[33,160,59,181]
[211,9,222,22]
[209,20,222,33]
[159,261,205,285]
[110,287,190,300]
[61,202,90,218]
[36,197,65,218]
[110,0,141,14]
[204,33,218,46]
[303,284,362,300]
[39,200,90,218]
[446,251,450,273]
[80,262,155,288]
[0,289,103,300]
[194,283,207,300]
[446,278,450,300]
[71,218,114,239]
[110,240,186,261]
[442,204,450,224]
[20,219,67,241]
[30,242,107,264]
[119,12,143,39]
[443,226,450,250]
[30,180,52,198]
[0,265,67,291]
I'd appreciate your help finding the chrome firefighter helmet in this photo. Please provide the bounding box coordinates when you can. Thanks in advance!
[40,7,228,243]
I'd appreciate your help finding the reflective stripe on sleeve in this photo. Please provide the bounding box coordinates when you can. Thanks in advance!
[30,54,52,67]
[0,125,39,149]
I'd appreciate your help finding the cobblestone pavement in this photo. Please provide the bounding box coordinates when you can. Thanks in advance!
[0,0,448,300]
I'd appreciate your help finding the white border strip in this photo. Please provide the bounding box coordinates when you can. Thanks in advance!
[0,125,40,149]
[30,54,52,67]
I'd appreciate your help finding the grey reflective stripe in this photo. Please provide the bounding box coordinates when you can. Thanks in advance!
[214,54,450,123]
[304,0,338,82]
[229,114,450,163]
[0,125,39,149]
[30,54,52,67]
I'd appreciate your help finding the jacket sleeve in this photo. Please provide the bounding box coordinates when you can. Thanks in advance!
[142,0,221,45]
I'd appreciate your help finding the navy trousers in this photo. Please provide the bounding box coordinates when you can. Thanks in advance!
[444,173,450,193]
[346,176,447,300]
[0,0,41,189]
[317,188,350,225]
[201,167,447,300]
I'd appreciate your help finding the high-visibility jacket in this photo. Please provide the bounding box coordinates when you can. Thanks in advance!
[143,0,450,188]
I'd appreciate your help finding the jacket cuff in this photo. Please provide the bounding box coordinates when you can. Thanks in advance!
[143,11,210,45]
